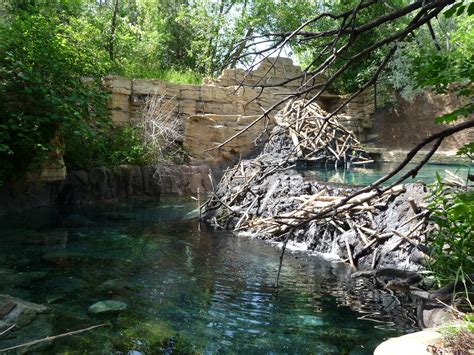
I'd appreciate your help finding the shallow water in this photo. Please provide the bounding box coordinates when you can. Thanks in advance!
[0,199,417,354]
[299,162,471,186]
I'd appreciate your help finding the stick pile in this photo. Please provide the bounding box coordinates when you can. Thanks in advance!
[203,100,434,270]
[274,100,372,165]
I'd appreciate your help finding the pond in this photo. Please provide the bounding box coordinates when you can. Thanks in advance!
[298,162,471,186]
[0,199,417,354]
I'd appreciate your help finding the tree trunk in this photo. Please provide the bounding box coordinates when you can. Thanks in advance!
[109,0,119,61]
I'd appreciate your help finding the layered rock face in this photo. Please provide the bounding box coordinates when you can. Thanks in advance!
[103,57,375,166]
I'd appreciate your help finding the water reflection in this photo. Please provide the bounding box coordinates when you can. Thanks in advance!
[0,199,416,353]
[298,162,471,186]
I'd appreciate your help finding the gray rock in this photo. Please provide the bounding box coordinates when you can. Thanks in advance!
[374,330,443,355]
[423,308,455,328]
[88,300,128,314]
[0,294,53,353]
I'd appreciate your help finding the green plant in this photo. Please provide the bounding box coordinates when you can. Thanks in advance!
[64,124,155,170]
[426,174,474,299]
[0,6,109,184]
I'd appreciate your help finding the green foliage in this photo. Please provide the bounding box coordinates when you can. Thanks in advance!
[122,67,203,84]
[64,125,154,170]
[435,103,474,124]
[388,4,474,99]
[294,0,408,94]
[457,142,474,158]
[426,175,474,290]
[176,0,253,75]
[0,5,109,184]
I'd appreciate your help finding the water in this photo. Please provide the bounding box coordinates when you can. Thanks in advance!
[299,162,471,186]
[0,199,417,354]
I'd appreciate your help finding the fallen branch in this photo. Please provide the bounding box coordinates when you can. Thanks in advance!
[0,324,108,353]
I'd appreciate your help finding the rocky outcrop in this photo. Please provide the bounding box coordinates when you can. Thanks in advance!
[183,114,271,165]
[368,91,474,151]
[205,57,316,88]
[0,164,212,216]
[103,57,375,164]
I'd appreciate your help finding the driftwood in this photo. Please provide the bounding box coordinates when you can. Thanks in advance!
[0,324,108,353]
[203,101,435,271]
[273,100,372,166]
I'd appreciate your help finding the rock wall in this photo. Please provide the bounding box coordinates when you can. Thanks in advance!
[103,57,375,165]
[368,91,474,152]
[0,165,212,216]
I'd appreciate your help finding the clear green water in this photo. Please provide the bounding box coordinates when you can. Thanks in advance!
[0,199,416,354]
[300,162,472,186]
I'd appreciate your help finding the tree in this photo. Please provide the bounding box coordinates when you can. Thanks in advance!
[0,2,109,184]
[217,0,473,165]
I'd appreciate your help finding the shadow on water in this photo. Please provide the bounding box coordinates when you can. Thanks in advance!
[0,197,418,354]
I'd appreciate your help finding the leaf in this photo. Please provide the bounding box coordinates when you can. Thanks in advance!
[457,142,474,156]
[456,4,466,16]
[435,103,474,124]
[468,2,474,15]
[444,3,463,18]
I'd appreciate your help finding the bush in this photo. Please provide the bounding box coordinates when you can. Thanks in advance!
[426,175,474,294]
[0,8,109,184]
[64,124,155,171]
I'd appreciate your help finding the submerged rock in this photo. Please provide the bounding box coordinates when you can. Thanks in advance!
[88,300,128,314]
[22,230,68,246]
[95,279,132,294]
[0,294,53,353]
[101,212,135,221]
[43,277,89,294]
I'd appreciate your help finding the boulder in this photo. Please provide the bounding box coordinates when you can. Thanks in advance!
[374,330,443,355]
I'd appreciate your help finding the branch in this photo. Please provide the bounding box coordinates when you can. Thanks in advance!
[0,324,108,353]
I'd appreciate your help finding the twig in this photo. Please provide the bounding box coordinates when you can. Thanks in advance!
[0,324,16,337]
[345,239,357,270]
[275,234,290,289]
[0,324,108,353]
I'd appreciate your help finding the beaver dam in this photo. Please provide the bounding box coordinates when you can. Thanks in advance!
[202,100,472,321]
[203,100,432,269]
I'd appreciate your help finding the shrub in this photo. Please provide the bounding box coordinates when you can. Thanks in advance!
[64,124,155,171]
[0,8,108,184]
[426,174,474,301]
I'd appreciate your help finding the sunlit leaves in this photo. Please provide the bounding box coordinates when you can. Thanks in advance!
[435,104,474,124]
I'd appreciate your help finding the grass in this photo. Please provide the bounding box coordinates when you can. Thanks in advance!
[118,64,204,84]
